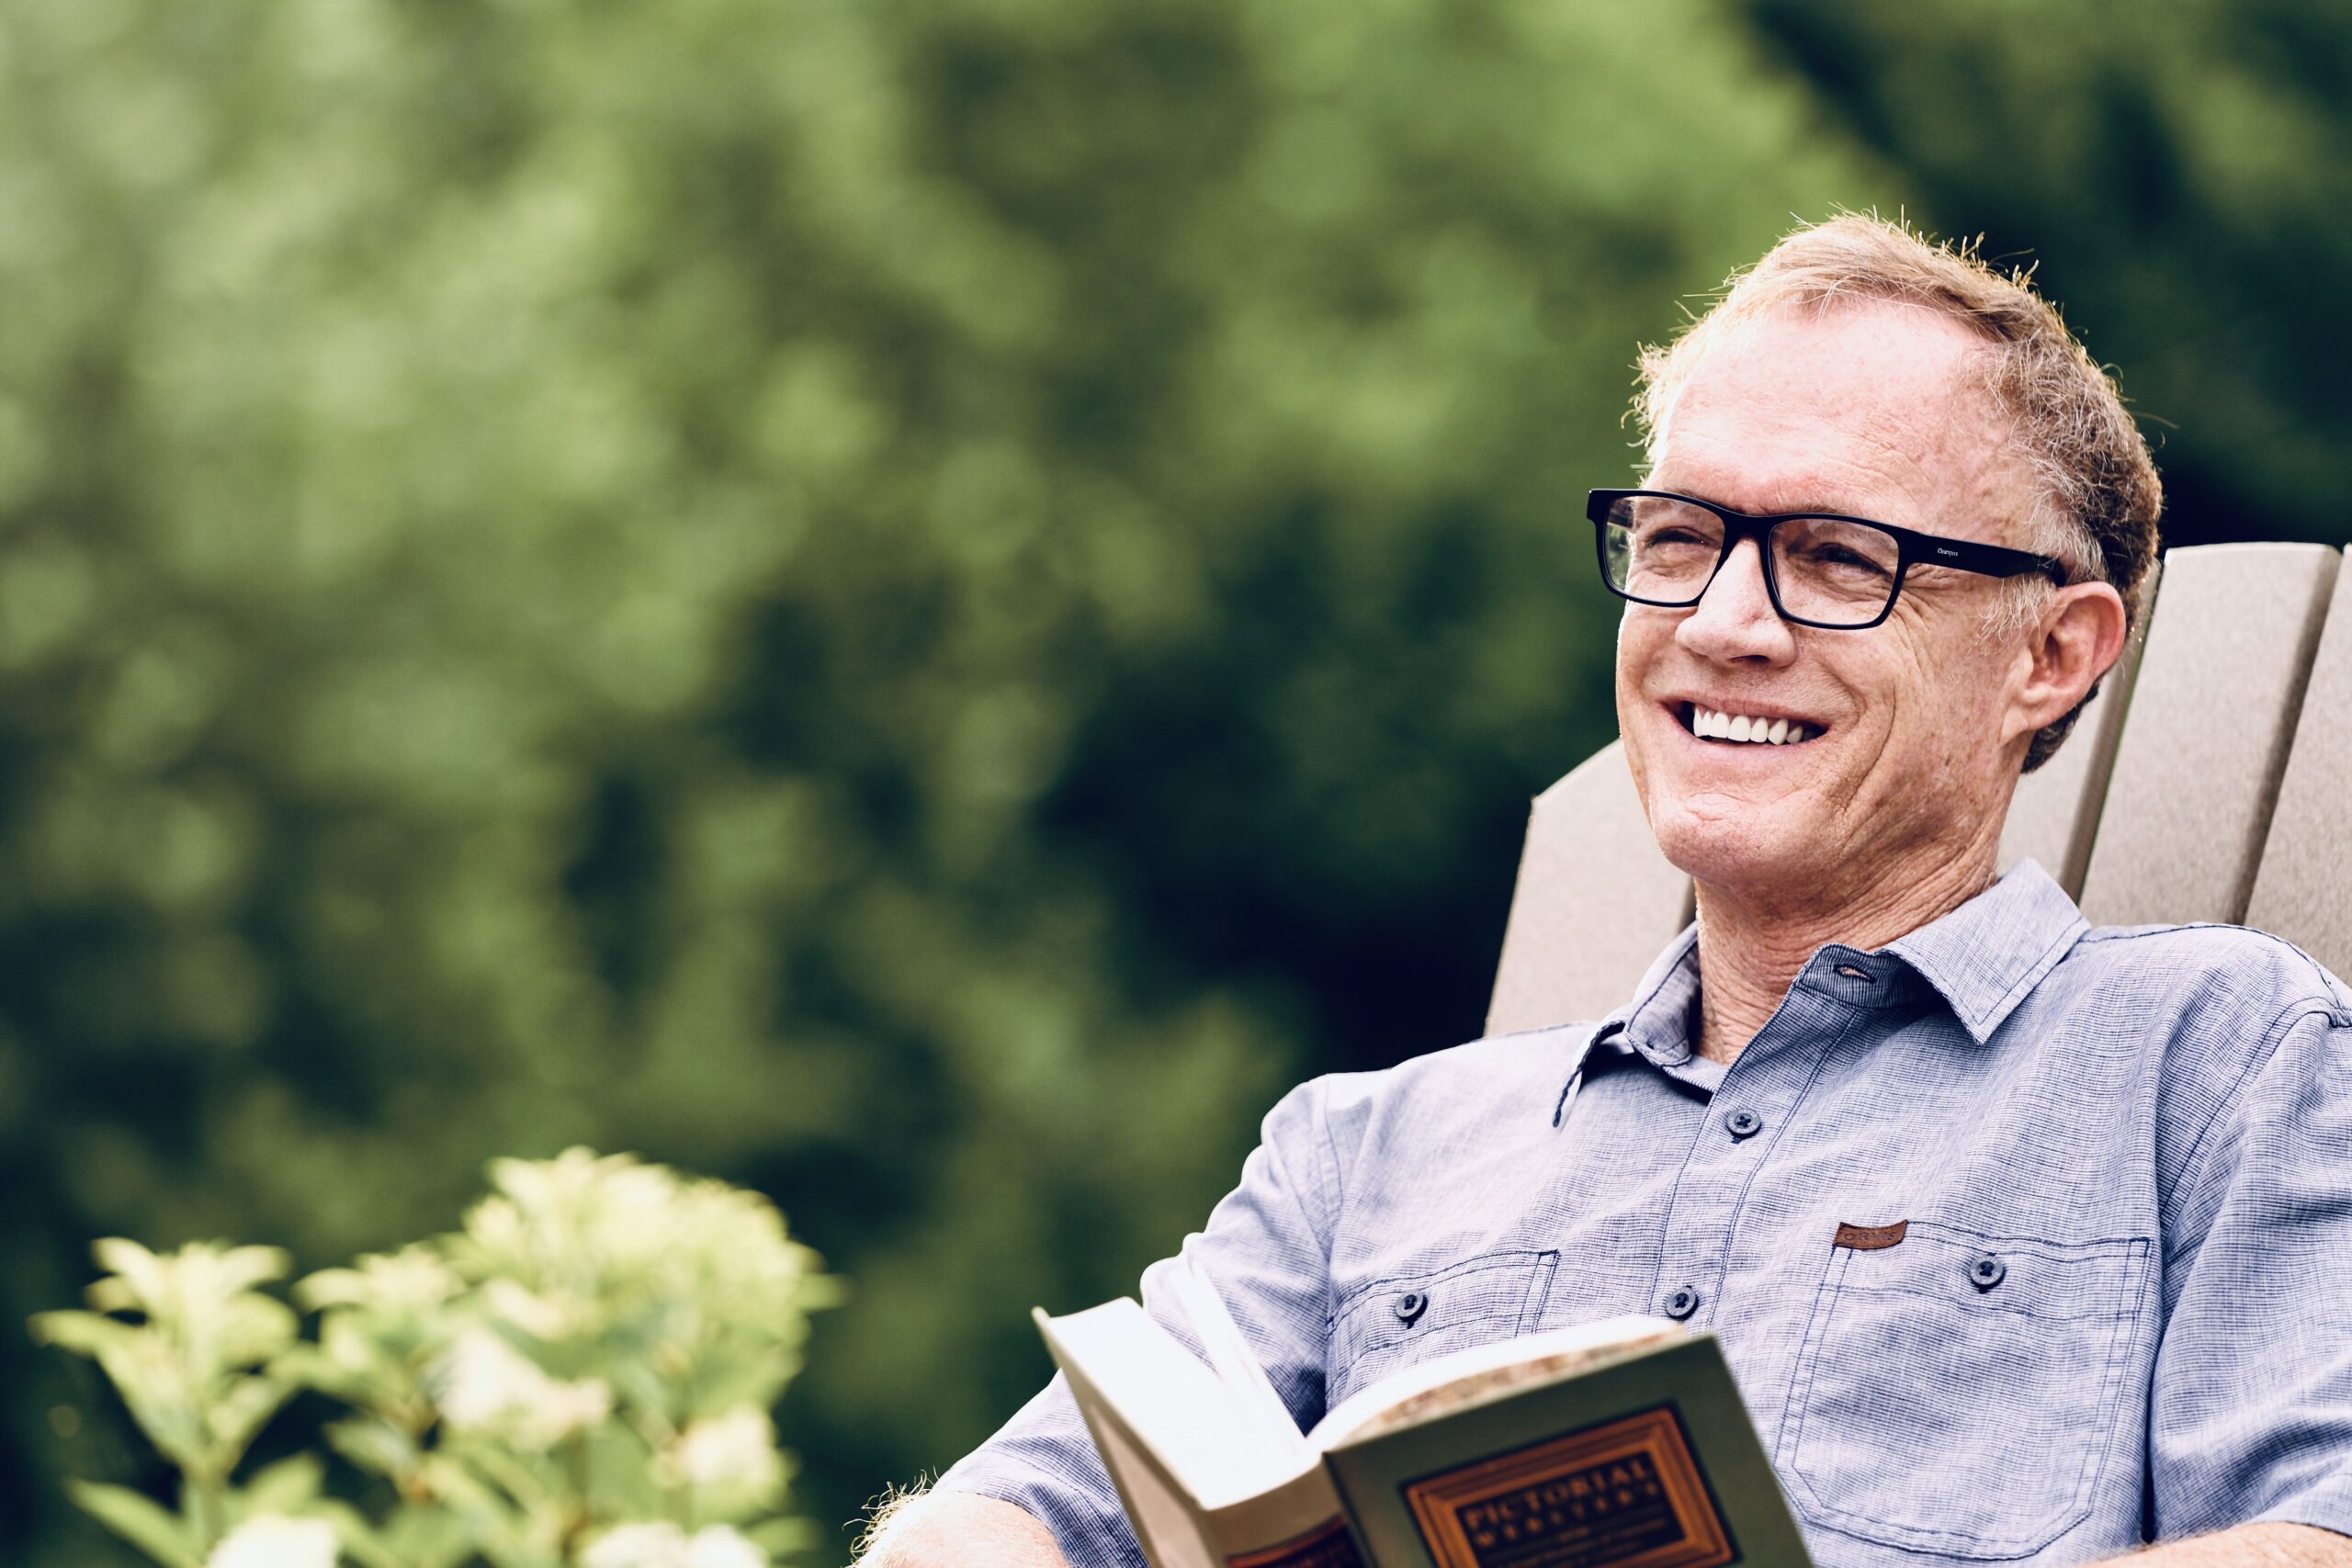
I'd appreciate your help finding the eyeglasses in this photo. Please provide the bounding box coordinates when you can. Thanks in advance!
[1589,489,2067,630]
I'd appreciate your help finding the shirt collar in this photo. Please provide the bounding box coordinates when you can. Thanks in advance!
[1577,856,2089,1072]
[1587,922,1704,1070]
[1555,929,1701,1125]
[1879,857,2088,1043]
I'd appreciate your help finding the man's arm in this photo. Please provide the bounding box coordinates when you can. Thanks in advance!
[855,1489,1068,1568]
[860,1077,1343,1566]
[2101,1523,2352,1568]
[2145,1000,2352,1546]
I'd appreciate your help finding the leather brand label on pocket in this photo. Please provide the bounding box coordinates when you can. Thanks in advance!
[1832,1220,1909,1251]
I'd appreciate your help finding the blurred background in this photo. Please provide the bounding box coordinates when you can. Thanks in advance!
[4,0,2346,1562]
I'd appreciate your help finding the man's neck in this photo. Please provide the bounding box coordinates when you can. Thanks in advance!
[1690,841,2003,1065]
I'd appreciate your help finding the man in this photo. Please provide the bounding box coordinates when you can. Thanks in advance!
[861,217,2352,1568]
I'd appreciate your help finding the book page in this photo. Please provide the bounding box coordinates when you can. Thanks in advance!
[1035,1301,1314,1509]
[1088,1400,1225,1568]
[1309,1316,1683,1449]
[1170,1243,1310,1462]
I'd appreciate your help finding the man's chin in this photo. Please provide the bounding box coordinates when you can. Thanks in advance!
[1645,804,1819,897]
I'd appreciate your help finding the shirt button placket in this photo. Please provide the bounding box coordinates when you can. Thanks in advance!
[1650,991,1845,1330]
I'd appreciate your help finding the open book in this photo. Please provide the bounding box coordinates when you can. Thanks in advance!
[1035,1261,1811,1568]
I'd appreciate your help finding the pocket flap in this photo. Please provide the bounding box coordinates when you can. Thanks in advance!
[1329,1248,1559,1399]
[1835,1223,2145,1322]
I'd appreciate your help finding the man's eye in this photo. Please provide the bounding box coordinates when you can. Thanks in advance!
[1793,543,1893,579]
[1638,527,1713,552]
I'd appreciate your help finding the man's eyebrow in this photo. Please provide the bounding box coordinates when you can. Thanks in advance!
[1659,481,1886,519]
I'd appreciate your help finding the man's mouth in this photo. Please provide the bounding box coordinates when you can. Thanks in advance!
[1679,704,1823,746]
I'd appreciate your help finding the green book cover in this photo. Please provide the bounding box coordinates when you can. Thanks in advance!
[1321,1336,1811,1568]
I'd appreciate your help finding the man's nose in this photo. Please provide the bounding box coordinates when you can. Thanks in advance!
[1674,539,1798,665]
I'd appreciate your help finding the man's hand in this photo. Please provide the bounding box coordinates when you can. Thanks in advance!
[2102,1523,2352,1568]
[854,1488,1070,1568]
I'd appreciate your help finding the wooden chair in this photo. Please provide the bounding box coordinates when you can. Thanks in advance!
[1487,544,2350,1035]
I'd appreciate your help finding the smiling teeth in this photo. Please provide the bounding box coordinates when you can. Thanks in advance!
[1692,706,1813,744]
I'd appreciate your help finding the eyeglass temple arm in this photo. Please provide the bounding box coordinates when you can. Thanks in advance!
[1889,525,2066,583]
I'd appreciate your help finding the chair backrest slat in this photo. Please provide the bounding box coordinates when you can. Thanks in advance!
[2244,547,2352,976]
[1996,559,2161,898]
[1486,739,1688,1036]
[2078,543,2340,930]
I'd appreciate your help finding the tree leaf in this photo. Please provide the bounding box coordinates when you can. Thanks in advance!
[89,1239,169,1315]
[383,1504,481,1568]
[271,1344,376,1404]
[28,1309,138,1359]
[208,1374,296,1462]
[65,1481,202,1568]
[315,1499,416,1568]
[294,1268,369,1311]
[325,1416,423,1480]
[215,1245,295,1296]
[218,1292,300,1366]
[237,1452,325,1516]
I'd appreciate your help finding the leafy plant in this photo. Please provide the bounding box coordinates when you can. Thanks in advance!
[33,1150,839,1568]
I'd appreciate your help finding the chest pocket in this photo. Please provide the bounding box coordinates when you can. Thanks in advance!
[1776,1222,2152,1559]
[1328,1248,1559,1406]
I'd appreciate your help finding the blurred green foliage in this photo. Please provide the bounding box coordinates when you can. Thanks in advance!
[2,0,2342,1563]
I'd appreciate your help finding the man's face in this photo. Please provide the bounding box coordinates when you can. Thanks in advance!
[1616,301,2043,911]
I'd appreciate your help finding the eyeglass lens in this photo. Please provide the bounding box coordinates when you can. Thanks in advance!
[1601,494,1901,627]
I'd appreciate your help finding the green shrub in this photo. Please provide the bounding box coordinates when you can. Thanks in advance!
[32,1150,839,1568]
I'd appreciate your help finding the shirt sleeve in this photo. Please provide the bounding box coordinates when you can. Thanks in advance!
[933,1075,1341,1564]
[2151,1001,2352,1541]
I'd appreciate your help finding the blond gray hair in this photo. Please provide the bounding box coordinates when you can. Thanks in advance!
[1634,214,2162,773]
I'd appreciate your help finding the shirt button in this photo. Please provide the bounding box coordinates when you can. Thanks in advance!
[1968,1255,2006,1292]
[1394,1292,1430,1325]
[1663,1287,1700,1320]
[1724,1108,1763,1140]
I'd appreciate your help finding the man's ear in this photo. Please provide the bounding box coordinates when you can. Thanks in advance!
[2006,581,2129,744]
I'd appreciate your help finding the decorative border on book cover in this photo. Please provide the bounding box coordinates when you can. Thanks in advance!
[1227,1517,1365,1568]
[1402,1404,1736,1568]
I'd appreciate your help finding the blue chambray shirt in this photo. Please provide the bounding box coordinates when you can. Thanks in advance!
[937,861,2352,1567]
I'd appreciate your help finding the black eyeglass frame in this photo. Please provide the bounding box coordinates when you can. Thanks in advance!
[1587,488,2069,630]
